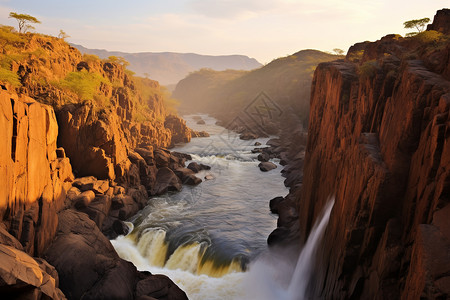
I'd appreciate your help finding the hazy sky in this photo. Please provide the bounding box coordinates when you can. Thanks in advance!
[0,0,447,63]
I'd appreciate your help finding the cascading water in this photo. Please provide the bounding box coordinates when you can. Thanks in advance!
[111,114,334,299]
[240,198,334,300]
[287,198,334,299]
[112,114,288,299]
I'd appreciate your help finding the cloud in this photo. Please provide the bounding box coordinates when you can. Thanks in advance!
[187,0,283,20]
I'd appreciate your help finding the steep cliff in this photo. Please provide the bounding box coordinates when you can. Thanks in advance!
[0,89,73,257]
[296,9,450,299]
[0,28,193,299]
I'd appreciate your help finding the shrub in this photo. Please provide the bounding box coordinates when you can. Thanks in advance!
[56,70,110,101]
[359,60,378,79]
[0,67,21,87]
[82,54,101,63]
[411,30,444,44]
[0,25,25,46]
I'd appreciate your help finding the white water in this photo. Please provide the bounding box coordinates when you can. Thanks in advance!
[111,115,334,299]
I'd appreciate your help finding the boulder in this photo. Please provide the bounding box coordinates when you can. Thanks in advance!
[257,152,270,162]
[45,210,136,300]
[135,274,188,300]
[187,162,211,173]
[269,196,285,214]
[254,142,262,146]
[72,176,97,189]
[153,148,171,168]
[204,174,215,180]
[240,132,258,140]
[73,190,96,209]
[258,162,277,172]
[134,148,154,166]
[196,119,206,125]
[191,130,210,138]
[174,168,202,186]
[152,168,182,195]
[0,244,66,299]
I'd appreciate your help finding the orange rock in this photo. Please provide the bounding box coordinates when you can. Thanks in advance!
[0,89,74,256]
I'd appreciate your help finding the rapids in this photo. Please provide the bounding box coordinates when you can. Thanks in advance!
[111,115,333,299]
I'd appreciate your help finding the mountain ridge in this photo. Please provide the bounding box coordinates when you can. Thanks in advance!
[71,43,262,85]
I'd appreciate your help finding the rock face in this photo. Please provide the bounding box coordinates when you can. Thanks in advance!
[0,89,74,257]
[294,11,450,299]
[0,32,197,299]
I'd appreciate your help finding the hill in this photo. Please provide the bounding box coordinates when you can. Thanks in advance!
[172,49,341,132]
[71,44,262,85]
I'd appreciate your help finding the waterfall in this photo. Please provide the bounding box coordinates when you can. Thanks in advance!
[241,197,334,300]
[287,197,335,299]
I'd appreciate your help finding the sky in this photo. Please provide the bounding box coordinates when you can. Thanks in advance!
[0,0,448,64]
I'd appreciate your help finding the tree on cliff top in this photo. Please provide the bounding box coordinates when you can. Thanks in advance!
[403,17,430,37]
[9,12,41,33]
[58,29,70,40]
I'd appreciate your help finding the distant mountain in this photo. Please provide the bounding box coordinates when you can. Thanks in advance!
[71,44,262,85]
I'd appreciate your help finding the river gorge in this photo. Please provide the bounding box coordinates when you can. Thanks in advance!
[112,115,290,299]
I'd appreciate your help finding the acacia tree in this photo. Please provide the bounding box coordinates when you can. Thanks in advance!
[58,29,70,40]
[333,48,345,55]
[403,17,430,37]
[9,12,41,33]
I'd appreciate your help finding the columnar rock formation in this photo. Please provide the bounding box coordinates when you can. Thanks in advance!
[0,30,193,299]
[297,9,450,299]
[0,89,73,257]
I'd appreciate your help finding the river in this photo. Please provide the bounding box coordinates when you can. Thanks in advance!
[111,115,333,299]
[111,114,288,299]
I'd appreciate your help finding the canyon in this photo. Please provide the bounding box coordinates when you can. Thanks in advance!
[0,7,449,300]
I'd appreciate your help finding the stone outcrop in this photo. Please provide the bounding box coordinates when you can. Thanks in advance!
[290,10,450,299]
[0,244,66,300]
[45,209,187,300]
[0,89,74,257]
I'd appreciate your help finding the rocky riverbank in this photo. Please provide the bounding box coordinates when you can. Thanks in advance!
[0,32,198,299]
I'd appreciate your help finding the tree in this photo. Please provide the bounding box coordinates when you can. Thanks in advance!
[403,17,430,37]
[58,29,70,40]
[8,12,41,33]
[107,56,129,67]
[333,48,345,55]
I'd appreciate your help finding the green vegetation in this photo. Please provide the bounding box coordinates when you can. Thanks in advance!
[82,53,101,63]
[403,17,430,37]
[106,56,129,67]
[358,60,378,79]
[9,12,40,33]
[132,76,179,121]
[411,30,444,44]
[173,50,341,124]
[55,70,110,103]
[0,68,21,87]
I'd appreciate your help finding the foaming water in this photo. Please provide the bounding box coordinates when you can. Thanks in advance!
[240,198,335,300]
[111,115,332,299]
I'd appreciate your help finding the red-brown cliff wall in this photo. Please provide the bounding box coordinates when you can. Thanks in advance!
[299,10,450,299]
